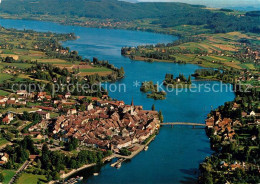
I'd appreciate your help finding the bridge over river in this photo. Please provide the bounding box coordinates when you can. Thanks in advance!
[160,122,207,127]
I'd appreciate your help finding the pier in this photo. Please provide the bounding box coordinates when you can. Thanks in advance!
[110,158,126,168]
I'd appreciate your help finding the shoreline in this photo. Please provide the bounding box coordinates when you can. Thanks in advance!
[48,135,157,184]
[123,55,237,71]
[0,16,179,37]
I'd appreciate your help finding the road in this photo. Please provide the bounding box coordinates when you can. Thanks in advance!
[8,160,30,184]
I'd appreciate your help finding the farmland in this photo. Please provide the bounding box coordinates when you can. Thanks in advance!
[17,173,47,184]
[0,170,16,184]
[123,32,260,71]
[0,27,117,87]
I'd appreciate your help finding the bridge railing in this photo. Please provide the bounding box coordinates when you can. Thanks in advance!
[160,122,207,126]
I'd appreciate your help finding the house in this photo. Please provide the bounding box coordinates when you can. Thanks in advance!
[87,103,94,111]
[67,109,77,115]
[230,162,241,171]
[91,97,98,101]
[29,155,39,161]
[2,113,14,124]
[220,161,229,168]
[6,100,16,105]
[250,111,256,116]
[36,111,50,120]
[0,96,8,103]
[0,153,9,163]
[0,102,5,107]
[206,117,214,128]
[116,137,132,149]
[102,95,109,100]
[37,92,47,101]
[36,134,43,139]
[16,90,28,97]
[65,92,71,99]
[232,103,240,110]
[97,100,109,107]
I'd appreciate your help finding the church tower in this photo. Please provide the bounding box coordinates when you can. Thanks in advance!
[130,97,135,115]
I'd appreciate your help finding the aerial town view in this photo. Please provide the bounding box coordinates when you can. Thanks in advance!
[0,0,259,183]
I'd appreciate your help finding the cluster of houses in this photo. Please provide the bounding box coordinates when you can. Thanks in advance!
[245,47,260,62]
[0,92,27,108]
[0,90,54,124]
[206,101,260,140]
[206,111,236,140]
[52,99,160,153]
[236,71,260,83]
[0,87,161,153]
[2,67,25,75]
[0,90,81,125]
[82,21,123,28]
[219,160,246,171]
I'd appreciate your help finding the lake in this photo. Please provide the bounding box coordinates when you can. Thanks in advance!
[0,18,235,184]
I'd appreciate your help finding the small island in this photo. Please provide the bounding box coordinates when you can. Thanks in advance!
[140,81,166,100]
[163,73,192,88]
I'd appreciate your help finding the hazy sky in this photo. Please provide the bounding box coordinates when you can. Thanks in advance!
[136,0,260,8]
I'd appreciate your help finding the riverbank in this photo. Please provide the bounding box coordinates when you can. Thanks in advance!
[124,55,226,70]
[48,135,157,184]
[48,154,116,184]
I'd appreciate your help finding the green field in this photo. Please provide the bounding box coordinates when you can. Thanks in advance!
[239,63,256,70]
[0,73,13,83]
[0,138,9,147]
[17,173,47,184]
[80,67,112,73]
[1,170,15,184]
[0,62,33,69]
[0,90,10,96]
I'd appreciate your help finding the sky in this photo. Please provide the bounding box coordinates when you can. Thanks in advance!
[126,0,260,9]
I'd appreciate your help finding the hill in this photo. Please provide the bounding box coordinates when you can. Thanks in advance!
[0,0,259,35]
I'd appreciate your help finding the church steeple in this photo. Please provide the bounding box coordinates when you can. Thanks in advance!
[130,97,135,116]
[131,97,134,107]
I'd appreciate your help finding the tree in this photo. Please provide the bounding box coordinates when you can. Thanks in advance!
[120,148,131,156]
[188,75,191,84]
[0,173,4,182]
[118,67,125,78]
[65,137,79,151]
[51,171,60,180]
[70,159,77,169]
[152,104,155,111]
[41,144,50,170]
[158,110,164,122]
[46,173,52,182]
[37,158,42,168]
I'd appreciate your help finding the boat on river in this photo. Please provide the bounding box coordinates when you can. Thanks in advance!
[115,162,121,169]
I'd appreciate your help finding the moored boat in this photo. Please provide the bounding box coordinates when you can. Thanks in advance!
[144,146,149,151]
[93,173,99,176]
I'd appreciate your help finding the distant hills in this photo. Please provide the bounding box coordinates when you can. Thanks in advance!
[0,0,259,34]
[0,0,206,20]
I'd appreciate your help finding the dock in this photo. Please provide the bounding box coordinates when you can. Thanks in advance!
[110,158,126,168]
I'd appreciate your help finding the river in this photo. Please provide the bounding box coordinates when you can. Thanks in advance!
[0,18,235,184]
